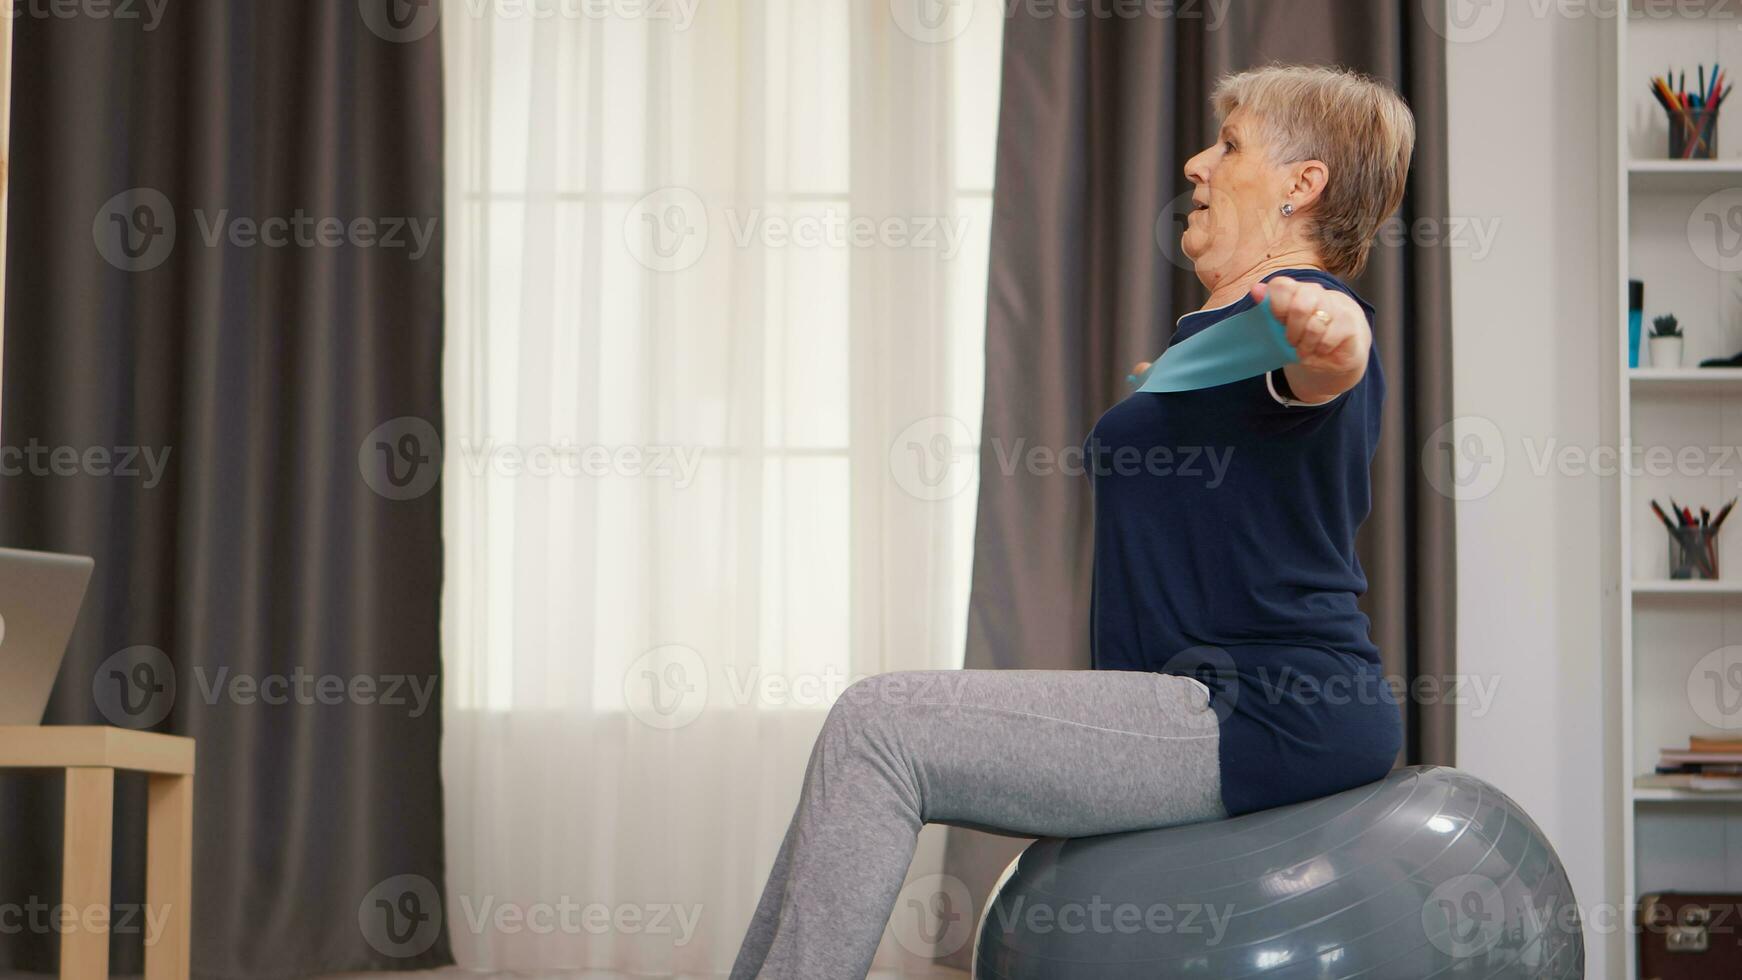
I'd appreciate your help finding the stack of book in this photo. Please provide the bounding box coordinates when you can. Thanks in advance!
[1652,735,1742,790]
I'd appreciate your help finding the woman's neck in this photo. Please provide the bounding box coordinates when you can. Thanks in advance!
[1199,254,1326,312]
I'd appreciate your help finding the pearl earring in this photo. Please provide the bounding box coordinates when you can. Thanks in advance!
[1280,203,1295,217]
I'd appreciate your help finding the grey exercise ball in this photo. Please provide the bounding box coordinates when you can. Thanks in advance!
[972,766,1582,979]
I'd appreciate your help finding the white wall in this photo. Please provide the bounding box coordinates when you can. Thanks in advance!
[1445,5,1614,978]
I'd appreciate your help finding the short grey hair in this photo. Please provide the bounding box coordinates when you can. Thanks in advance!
[1211,64,1416,280]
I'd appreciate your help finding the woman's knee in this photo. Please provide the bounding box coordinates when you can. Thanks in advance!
[822,671,921,735]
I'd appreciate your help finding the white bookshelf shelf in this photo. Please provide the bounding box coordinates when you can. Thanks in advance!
[1630,367,1742,385]
[1628,159,1742,193]
[1631,579,1742,594]
[1633,786,1742,803]
[1634,774,1742,802]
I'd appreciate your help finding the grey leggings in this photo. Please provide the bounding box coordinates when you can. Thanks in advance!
[728,667,1227,980]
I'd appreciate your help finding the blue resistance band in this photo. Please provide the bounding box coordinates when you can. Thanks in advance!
[1127,296,1299,393]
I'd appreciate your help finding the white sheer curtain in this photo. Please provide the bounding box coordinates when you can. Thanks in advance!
[440,1,1002,974]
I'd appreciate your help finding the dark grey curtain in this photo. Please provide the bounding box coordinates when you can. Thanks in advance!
[0,3,449,978]
[940,2,1454,967]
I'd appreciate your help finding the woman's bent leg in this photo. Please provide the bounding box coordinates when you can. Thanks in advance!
[728,667,1225,980]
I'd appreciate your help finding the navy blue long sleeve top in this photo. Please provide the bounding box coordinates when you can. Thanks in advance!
[1086,267,1402,815]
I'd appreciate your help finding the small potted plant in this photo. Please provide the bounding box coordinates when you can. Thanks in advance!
[1650,314,1684,368]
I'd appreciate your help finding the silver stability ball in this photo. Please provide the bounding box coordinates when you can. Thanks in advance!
[972,766,1582,979]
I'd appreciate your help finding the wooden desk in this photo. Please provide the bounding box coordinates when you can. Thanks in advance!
[0,726,194,980]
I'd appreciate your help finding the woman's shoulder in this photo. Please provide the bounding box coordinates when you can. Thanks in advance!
[1271,267,1376,322]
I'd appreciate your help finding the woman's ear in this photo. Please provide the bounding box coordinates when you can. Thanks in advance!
[1290,160,1330,212]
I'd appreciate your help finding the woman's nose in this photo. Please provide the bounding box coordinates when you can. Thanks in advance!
[1184,149,1212,184]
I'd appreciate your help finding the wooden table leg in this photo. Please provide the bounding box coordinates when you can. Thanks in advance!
[145,772,194,980]
[61,767,114,980]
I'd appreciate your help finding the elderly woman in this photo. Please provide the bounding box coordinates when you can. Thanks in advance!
[731,64,1415,980]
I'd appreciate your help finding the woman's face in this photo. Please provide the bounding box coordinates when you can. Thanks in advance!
[1180,108,1294,277]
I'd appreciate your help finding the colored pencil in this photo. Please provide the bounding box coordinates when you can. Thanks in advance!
[1651,499,1679,532]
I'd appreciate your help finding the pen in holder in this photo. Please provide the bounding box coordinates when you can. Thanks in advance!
[1652,496,1733,580]
[1669,102,1720,159]
[1653,66,1729,160]
[1670,526,1720,580]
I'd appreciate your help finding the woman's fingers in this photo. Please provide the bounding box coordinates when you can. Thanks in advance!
[1287,283,1328,346]
[1253,276,1368,372]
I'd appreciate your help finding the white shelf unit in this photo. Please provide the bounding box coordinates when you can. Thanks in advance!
[1615,4,1742,976]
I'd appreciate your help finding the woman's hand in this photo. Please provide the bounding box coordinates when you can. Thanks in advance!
[1250,276,1370,404]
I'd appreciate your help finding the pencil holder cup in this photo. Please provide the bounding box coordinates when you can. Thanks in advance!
[1669,105,1721,159]
[1670,526,1720,579]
